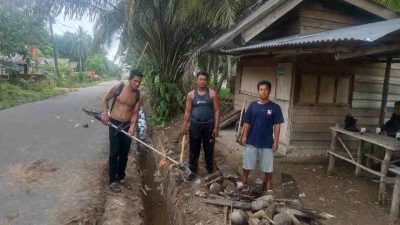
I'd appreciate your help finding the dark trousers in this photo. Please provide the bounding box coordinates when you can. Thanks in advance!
[109,118,132,184]
[189,122,215,173]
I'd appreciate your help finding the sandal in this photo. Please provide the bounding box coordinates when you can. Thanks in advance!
[110,182,121,193]
[118,179,132,190]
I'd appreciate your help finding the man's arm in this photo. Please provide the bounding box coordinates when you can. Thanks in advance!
[101,84,118,125]
[211,89,220,137]
[241,123,250,145]
[181,91,193,135]
[128,91,144,136]
[272,124,281,152]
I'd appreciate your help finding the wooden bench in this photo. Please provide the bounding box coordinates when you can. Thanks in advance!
[328,127,400,203]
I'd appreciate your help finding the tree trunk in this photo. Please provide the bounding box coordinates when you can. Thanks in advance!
[79,53,83,72]
[49,16,60,84]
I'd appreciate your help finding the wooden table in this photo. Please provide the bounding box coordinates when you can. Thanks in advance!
[328,127,400,202]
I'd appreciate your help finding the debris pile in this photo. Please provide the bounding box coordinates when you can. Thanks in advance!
[191,164,334,225]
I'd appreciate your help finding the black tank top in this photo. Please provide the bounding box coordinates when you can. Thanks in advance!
[191,88,214,124]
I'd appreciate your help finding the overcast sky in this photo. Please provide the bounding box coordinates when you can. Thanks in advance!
[53,14,119,62]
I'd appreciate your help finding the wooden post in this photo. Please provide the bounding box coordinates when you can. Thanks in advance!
[379,149,393,203]
[328,129,338,175]
[355,140,364,176]
[391,176,400,221]
[379,58,392,126]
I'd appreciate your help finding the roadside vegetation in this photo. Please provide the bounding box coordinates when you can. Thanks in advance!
[0,3,120,110]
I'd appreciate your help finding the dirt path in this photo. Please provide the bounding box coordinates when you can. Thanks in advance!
[216,129,392,225]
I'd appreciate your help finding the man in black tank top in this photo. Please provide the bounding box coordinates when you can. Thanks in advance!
[182,71,220,181]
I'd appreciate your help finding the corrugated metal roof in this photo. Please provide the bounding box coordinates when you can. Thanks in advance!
[221,18,400,54]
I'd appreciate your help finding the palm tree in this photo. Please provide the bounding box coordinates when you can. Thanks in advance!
[72,26,91,72]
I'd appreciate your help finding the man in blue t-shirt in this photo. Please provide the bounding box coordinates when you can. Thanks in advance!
[241,80,284,192]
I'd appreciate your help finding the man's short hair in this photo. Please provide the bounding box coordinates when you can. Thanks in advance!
[129,69,143,79]
[196,71,209,78]
[257,80,271,91]
[395,101,400,107]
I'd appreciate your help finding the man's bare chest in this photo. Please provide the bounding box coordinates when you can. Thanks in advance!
[116,89,137,107]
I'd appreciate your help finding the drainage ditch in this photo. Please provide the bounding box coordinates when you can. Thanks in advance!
[137,109,170,225]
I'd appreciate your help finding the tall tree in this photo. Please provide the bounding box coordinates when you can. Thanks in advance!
[49,15,61,81]
[73,26,92,72]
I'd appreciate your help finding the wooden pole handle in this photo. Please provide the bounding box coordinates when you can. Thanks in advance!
[180,135,186,163]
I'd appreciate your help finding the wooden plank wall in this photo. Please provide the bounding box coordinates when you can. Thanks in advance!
[298,0,378,34]
[290,63,400,157]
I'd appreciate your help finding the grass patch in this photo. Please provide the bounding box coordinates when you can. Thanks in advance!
[0,83,65,110]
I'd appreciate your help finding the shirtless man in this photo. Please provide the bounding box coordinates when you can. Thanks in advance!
[101,69,144,192]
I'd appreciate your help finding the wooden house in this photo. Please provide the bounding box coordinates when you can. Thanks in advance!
[204,0,400,157]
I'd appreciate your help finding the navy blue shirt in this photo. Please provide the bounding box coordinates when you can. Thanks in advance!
[244,101,284,148]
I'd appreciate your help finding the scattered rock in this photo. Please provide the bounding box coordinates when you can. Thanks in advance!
[222,179,235,189]
[210,182,222,195]
[56,116,60,119]
[195,222,204,225]
[82,124,89,128]
[237,181,244,189]
[256,195,274,203]
[74,123,80,127]
[224,184,236,195]
[249,218,268,225]
[206,219,212,224]
[195,191,207,198]
[299,192,306,198]
[90,120,94,123]
[318,197,325,202]
[273,213,291,225]
[231,209,248,225]
[265,205,276,220]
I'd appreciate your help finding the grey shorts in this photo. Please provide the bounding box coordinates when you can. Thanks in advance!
[242,144,273,173]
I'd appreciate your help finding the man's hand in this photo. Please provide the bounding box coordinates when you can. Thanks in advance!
[128,125,135,136]
[241,136,247,146]
[212,128,219,138]
[101,113,109,125]
[181,126,188,136]
[272,141,279,152]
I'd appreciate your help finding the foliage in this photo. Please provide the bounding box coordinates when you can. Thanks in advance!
[0,82,64,110]
[218,87,234,101]
[29,0,260,124]
[54,30,92,62]
[84,53,106,75]
[374,0,400,12]
[0,6,49,57]
[39,44,54,58]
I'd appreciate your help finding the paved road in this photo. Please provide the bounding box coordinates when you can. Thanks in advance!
[0,81,116,225]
